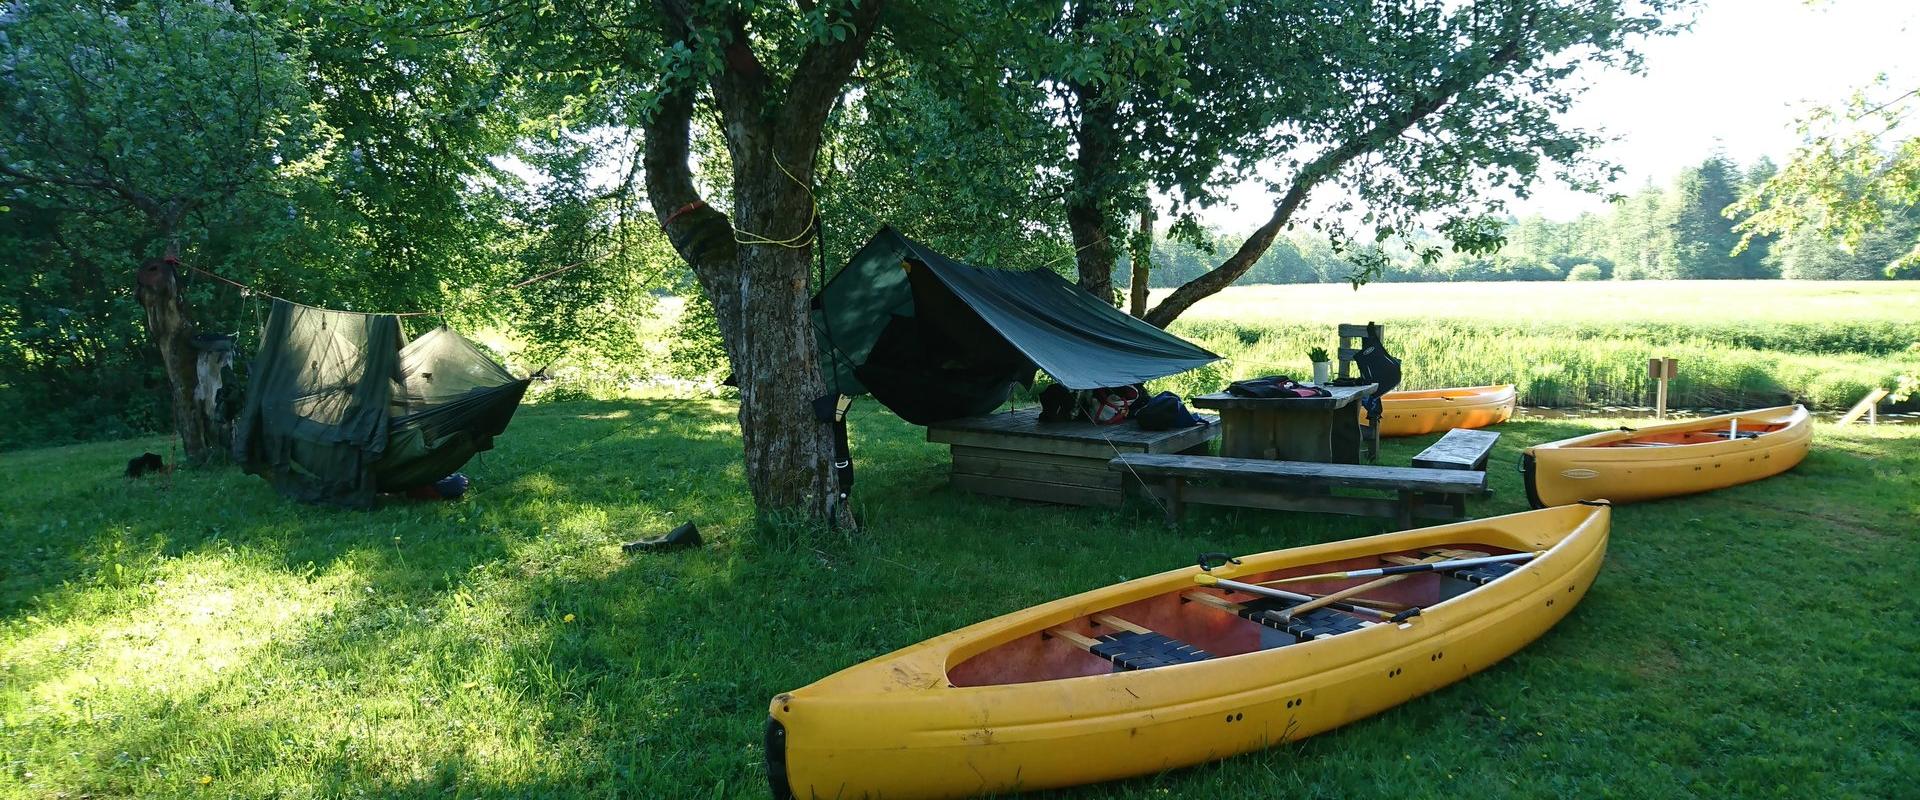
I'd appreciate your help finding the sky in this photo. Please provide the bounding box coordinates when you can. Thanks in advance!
[1195,0,1920,232]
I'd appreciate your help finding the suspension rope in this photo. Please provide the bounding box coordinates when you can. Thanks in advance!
[182,248,609,318]
[731,153,820,249]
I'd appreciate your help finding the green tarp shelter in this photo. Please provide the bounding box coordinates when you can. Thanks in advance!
[813,227,1220,424]
[234,299,529,506]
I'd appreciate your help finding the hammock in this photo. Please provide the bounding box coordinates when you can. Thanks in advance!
[234,299,528,506]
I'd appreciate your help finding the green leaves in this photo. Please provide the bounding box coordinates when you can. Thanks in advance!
[1730,78,1920,277]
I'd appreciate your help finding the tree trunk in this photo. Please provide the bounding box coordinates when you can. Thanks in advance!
[723,164,851,525]
[1128,206,1152,318]
[1068,87,1121,304]
[135,257,218,464]
[643,0,879,527]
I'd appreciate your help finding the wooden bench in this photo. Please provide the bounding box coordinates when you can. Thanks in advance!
[1411,428,1500,517]
[1413,428,1500,470]
[1110,452,1486,528]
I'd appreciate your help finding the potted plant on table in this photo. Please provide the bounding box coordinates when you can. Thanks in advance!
[1308,346,1331,385]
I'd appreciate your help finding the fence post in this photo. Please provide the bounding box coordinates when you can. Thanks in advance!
[1648,357,1678,419]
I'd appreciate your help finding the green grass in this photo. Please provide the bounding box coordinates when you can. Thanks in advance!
[3,399,1916,798]
[1150,281,1920,410]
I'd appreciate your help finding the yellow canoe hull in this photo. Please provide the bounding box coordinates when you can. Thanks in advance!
[1367,384,1517,437]
[1522,405,1811,507]
[766,504,1610,799]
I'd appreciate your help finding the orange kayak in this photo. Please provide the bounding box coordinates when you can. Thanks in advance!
[1522,405,1811,507]
[1367,384,1517,437]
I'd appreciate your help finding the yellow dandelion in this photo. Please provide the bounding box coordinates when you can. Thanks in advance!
[563,613,576,623]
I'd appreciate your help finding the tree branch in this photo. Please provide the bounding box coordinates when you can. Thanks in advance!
[1143,10,1535,328]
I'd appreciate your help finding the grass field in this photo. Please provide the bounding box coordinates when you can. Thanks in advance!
[1149,281,1920,411]
[4,399,1916,799]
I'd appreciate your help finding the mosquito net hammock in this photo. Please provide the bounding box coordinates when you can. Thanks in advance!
[234,299,529,506]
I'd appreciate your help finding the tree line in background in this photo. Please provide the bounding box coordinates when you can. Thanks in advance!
[1128,150,1920,288]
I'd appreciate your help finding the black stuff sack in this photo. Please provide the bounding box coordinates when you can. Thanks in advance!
[1134,391,1208,431]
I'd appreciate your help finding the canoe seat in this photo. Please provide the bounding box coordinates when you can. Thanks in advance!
[1087,631,1216,671]
[1451,561,1522,586]
[1184,591,1376,644]
[1238,598,1375,641]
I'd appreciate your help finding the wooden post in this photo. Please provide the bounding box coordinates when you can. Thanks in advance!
[1838,388,1889,426]
[1648,357,1678,419]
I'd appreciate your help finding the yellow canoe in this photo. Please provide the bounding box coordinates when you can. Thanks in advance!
[1367,384,1517,437]
[766,504,1610,799]
[1522,404,1811,508]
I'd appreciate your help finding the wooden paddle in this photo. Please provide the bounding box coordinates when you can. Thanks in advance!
[1277,554,1450,621]
[1192,574,1419,623]
[1252,551,1541,588]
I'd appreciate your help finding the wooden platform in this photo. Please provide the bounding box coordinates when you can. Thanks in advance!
[928,408,1219,507]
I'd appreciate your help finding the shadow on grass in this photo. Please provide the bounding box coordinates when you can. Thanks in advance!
[5,407,1916,798]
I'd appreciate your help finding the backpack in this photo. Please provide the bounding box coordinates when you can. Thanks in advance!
[1133,391,1208,431]
[1353,337,1402,395]
[1352,336,1402,421]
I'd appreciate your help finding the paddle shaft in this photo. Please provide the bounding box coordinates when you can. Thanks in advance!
[1196,576,1408,622]
[1279,556,1445,620]
[1257,551,1541,587]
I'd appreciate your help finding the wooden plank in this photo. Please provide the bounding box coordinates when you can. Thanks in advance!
[1192,384,1375,411]
[1045,627,1102,650]
[1184,591,1244,615]
[952,453,1117,486]
[1412,428,1502,471]
[949,473,1122,507]
[934,428,1130,459]
[1838,388,1890,426]
[1111,453,1487,494]
[1138,482,1463,521]
[929,408,1219,458]
[951,445,1111,471]
[1337,323,1382,339]
[1093,614,1150,634]
[1150,420,1223,454]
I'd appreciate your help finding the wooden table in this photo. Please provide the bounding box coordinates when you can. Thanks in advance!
[1191,384,1377,464]
[926,407,1219,507]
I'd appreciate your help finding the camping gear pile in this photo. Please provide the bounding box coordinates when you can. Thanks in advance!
[233,299,529,507]
[1035,383,1207,431]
